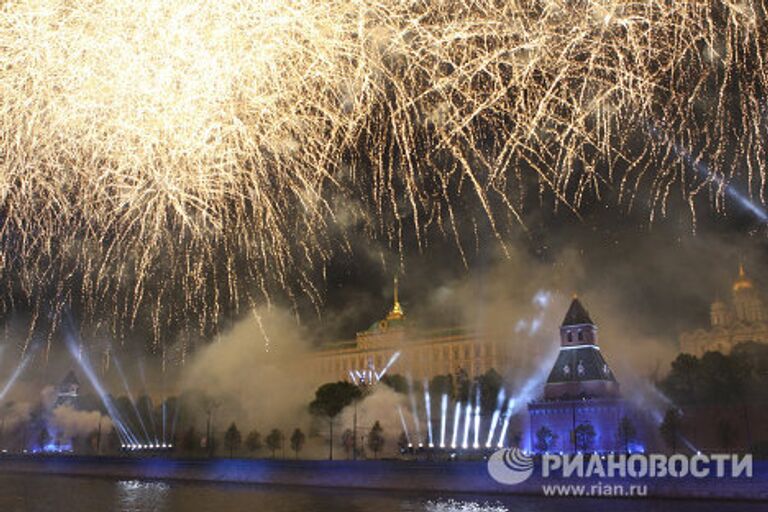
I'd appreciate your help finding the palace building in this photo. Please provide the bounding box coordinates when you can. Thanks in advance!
[679,264,768,357]
[311,278,517,384]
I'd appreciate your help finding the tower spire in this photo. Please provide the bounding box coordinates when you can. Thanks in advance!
[733,261,753,292]
[387,274,404,320]
[394,275,399,305]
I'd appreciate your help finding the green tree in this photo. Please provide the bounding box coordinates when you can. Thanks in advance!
[455,368,470,403]
[379,374,408,394]
[245,429,262,455]
[429,374,454,400]
[475,369,503,415]
[223,422,242,458]
[699,351,745,403]
[617,416,637,453]
[289,428,306,459]
[660,408,681,452]
[534,426,556,453]
[659,354,700,404]
[106,427,121,454]
[716,418,736,449]
[265,429,283,458]
[574,423,596,452]
[85,429,100,455]
[37,427,51,450]
[367,421,385,458]
[397,431,410,452]
[309,382,362,460]
[182,426,199,453]
[341,428,354,459]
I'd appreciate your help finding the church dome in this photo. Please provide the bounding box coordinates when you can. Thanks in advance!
[733,264,754,292]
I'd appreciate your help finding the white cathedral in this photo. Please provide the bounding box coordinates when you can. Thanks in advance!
[679,264,768,356]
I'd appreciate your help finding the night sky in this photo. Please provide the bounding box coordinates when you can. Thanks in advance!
[306,188,768,348]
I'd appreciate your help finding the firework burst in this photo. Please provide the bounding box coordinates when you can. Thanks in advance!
[0,0,765,356]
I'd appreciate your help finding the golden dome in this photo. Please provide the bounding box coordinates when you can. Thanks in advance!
[733,263,754,292]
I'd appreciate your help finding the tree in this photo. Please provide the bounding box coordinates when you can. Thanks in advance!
[182,426,199,453]
[379,374,408,394]
[716,418,736,449]
[37,427,51,451]
[455,368,470,403]
[265,429,283,458]
[341,428,355,459]
[660,408,681,452]
[367,421,385,458]
[290,428,306,459]
[534,426,556,453]
[309,382,362,460]
[660,354,699,404]
[660,349,755,406]
[245,429,262,455]
[397,431,410,452]
[475,369,503,415]
[224,422,242,458]
[617,416,637,453]
[574,423,596,452]
[699,352,745,404]
[85,429,100,455]
[429,374,454,399]
[106,427,121,454]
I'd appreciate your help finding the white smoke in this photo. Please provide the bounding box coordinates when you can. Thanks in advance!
[50,406,112,439]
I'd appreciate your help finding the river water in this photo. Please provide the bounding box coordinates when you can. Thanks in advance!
[0,473,761,512]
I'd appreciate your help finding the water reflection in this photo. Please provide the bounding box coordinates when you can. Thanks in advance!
[116,480,170,512]
[0,473,762,512]
[425,500,508,512]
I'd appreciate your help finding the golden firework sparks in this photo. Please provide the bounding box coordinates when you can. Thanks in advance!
[0,0,764,355]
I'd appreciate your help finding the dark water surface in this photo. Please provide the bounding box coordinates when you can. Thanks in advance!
[0,473,762,512]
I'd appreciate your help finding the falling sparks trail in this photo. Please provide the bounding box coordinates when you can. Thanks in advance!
[0,0,765,350]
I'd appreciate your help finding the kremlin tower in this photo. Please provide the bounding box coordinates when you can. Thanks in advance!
[528,298,641,454]
[543,297,619,400]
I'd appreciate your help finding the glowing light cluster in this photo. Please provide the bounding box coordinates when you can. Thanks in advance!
[122,443,173,451]
[0,0,764,351]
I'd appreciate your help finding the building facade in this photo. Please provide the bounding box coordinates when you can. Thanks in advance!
[528,298,641,454]
[311,279,516,385]
[679,264,768,357]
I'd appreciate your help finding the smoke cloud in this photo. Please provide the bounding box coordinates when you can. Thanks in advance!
[50,406,112,440]
[180,308,318,436]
